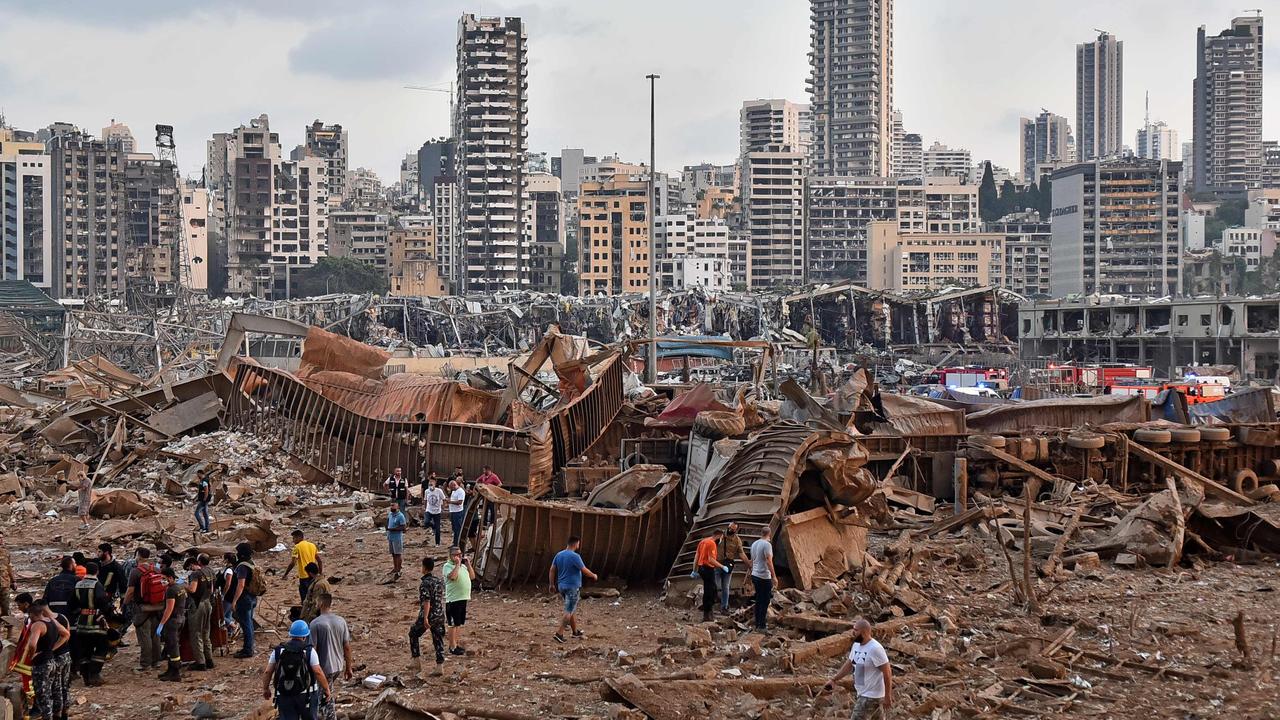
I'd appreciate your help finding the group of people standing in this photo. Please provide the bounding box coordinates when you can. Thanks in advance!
[693,522,776,629]
[381,465,500,580]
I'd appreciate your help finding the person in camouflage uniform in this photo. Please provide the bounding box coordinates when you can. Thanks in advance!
[407,556,446,680]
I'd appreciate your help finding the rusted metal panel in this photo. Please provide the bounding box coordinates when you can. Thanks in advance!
[665,424,856,591]
[549,352,624,469]
[225,364,551,495]
[469,467,688,588]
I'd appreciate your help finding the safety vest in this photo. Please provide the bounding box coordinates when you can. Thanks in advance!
[74,578,107,633]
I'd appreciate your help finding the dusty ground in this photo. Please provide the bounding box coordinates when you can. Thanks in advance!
[7,503,1280,719]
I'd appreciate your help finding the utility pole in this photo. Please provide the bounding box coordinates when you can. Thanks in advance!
[646,73,660,385]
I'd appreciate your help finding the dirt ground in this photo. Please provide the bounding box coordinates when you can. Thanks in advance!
[7,502,1280,720]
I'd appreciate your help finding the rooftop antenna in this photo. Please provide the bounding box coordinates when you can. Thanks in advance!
[1144,91,1149,127]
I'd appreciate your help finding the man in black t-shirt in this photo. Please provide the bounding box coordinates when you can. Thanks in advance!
[157,568,188,681]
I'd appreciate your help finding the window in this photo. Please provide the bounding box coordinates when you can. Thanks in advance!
[1200,314,1210,326]
[1177,315,1188,326]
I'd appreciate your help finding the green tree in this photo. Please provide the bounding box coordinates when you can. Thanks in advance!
[1036,177,1052,217]
[978,162,1000,222]
[290,257,388,298]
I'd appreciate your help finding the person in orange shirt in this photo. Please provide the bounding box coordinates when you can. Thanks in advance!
[694,529,727,622]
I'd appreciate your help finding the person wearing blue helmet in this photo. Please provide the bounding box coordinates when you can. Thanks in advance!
[262,619,331,720]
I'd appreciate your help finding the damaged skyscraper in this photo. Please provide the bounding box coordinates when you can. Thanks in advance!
[454,14,530,293]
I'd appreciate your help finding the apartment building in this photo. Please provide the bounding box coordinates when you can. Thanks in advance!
[867,220,1003,292]
[345,167,382,206]
[387,215,447,297]
[49,132,128,298]
[1049,158,1181,297]
[1221,227,1274,269]
[1019,111,1072,182]
[207,115,281,297]
[897,178,979,234]
[742,149,806,288]
[890,111,923,180]
[655,212,730,290]
[1245,189,1280,231]
[527,172,565,294]
[988,211,1050,298]
[552,148,594,196]
[1135,120,1178,162]
[122,157,180,289]
[454,14,529,293]
[101,121,136,154]
[329,210,389,275]
[740,100,808,158]
[304,120,348,206]
[1193,15,1265,195]
[577,176,650,296]
[809,0,894,177]
[1263,142,1280,189]
[181,184,209,292]
[1076,31,1124,160]
[268,155,328,297]
[657,256,730,291]
[0,130,52,289]
[923,142,972,182]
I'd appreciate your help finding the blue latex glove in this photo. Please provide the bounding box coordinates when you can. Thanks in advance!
[156,623,164,636]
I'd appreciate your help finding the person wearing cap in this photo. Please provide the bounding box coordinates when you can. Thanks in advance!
[262,620,331,720]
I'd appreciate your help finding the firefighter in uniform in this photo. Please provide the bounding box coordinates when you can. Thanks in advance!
[73,561,117,686]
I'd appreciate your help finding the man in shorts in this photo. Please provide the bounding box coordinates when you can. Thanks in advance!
[548,536,597,644]
[441,546,474,655]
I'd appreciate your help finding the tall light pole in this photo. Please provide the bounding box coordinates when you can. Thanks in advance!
[646,73,660,385]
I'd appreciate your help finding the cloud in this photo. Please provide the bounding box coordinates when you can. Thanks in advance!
[287,5,462,82]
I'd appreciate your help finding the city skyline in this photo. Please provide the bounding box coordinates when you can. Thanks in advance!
[0,1,1275,182]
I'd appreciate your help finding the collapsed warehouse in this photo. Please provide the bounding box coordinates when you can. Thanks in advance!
[0,291,1278,717]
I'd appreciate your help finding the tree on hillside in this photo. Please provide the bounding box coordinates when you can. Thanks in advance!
[290,257,388,298]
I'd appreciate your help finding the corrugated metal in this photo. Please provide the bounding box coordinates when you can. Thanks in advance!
[225,364,552,495]
[549,352,624,468]
[967,395,1149,433]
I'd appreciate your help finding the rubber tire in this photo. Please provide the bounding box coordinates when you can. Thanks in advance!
[1232,469,1259,495]
[971,434,1007,449]
[693,410,746,438]
[1198,426,1232,442]
[1132,428,1172,445]
[1066,432,1106,450]
[1170,428,1201,443]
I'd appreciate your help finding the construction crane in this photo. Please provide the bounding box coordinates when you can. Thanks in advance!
[155,124,191,293]
[404,83,455,128]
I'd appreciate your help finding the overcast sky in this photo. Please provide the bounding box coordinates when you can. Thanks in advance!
[0,1,1274,182]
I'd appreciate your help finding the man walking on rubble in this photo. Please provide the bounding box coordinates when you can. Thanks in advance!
[749,526,776,633]
[284,529,323,604]
[408,557,446,679]
[694,529,727,622]
[824,618,893,720]
[549,536,597,644]
[387,505,407,581]
[717,522,749,614]
[194,472,212,534]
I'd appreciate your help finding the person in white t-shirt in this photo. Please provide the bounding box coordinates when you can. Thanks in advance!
[423,477,446,545]
[447,481,467,542]
[824,617,892,719]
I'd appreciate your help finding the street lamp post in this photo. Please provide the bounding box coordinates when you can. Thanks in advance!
[646,73,660,385]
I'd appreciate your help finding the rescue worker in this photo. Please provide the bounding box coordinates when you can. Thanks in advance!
[8,593,36,717]
[156,567,188,681]
[72,561,115,687]
[42,557,79,620]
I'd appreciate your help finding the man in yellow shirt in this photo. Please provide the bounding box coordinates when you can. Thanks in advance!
[283,530,323,604]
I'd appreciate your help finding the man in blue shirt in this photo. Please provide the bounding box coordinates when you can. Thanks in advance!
[548,536,597,644]
[386,506,407,581]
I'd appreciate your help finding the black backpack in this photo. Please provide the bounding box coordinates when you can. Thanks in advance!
[273,642,314,698]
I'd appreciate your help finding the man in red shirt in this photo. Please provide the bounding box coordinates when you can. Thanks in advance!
[694,529,726,622]
[475,466,502,526]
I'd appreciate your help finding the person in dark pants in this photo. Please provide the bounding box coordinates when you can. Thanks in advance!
[284,530,322,605]
[194,475,212,533]
[694,529,726,622]
[156,568,187,681]
[749,526,776,633]
[384,468,409,512]
[229,543,260,658]
[408,557,446,679]
[72,561,115,686]
[262,621,331,720]
[422,477,445,545]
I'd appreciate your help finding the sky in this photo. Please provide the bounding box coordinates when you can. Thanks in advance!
[0,0,1275,182]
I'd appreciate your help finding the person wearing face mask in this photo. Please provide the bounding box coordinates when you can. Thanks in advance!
[715,522,750,615]
[823,617,893,719]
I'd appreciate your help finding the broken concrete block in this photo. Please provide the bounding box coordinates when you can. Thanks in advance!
[683,625,713,649]
[1024,658,1068,679]
[1063,551,1100,572]
[809,583,838,607]
[1114,553,1139,568]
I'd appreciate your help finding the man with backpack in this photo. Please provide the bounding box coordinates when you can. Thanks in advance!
[229,542,266,658]
[183,555,215,671]
[262,620,331,720]
[122,548,166,670]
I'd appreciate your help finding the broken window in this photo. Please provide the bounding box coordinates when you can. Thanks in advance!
[1177,314,1188,327]
[1246,305,1279,333]
[1200,314,1211,326]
